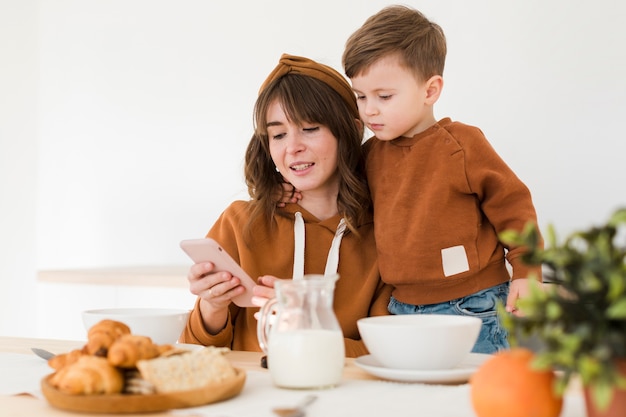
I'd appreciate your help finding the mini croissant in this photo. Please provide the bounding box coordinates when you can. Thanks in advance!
[48,346,88,371]
[86,319,131,356]
[107,334,162,368]
[49,355,124,395]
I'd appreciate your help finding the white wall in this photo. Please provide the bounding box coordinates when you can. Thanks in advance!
[2,0,625,336]
[0,0,39,336]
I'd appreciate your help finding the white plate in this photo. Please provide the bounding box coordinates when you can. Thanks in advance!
[175,343,206,351]
[354,353,492,383]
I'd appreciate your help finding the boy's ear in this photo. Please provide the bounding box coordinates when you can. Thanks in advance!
[424,75,444,104]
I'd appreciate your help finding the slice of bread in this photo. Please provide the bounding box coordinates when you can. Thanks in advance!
[136,346,236,393]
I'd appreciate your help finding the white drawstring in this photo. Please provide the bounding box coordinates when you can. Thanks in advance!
[293,212,305,280]
[324,218,346,277]
[292,212,346,280]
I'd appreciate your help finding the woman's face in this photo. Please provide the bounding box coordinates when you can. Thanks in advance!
[266,100,340,197]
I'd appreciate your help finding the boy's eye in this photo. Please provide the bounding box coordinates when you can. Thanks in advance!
[356,95,366,100]
[379,94,392,100]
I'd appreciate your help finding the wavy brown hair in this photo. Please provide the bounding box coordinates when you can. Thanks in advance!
[244,73,370,237]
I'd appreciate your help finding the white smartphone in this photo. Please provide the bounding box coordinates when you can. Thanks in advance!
[179,238,256,307]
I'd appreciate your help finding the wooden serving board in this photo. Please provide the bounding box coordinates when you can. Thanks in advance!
[41,368,246,414]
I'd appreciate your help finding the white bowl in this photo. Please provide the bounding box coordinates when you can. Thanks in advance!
[357,314,482,370]
[82,308,190,345]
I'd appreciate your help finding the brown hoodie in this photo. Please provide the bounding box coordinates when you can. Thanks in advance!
[180,201,392,357]
[365,118,542,305]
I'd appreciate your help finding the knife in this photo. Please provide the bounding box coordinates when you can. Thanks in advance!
[31,347,56,360]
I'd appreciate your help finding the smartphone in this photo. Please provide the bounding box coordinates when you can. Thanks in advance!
[179,238,256,307]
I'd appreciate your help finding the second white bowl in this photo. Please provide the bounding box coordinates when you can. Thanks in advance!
[357,314,482,370]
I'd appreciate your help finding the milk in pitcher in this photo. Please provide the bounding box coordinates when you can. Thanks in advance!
[268,328,344,389]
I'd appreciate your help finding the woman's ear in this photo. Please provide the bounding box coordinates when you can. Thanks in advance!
[424,75,444,104]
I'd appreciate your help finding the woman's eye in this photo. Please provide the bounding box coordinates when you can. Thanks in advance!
[302,126,320,133]
[271,132,285,140]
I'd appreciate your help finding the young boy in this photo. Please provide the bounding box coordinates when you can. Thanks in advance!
[342,5,542,353]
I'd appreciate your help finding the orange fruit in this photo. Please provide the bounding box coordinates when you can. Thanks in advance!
[470,348,563,417]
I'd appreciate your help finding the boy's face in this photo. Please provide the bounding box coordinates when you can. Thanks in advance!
[350,54,438,140]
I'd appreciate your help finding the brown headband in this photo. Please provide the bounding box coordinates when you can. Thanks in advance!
[259,53,359,119]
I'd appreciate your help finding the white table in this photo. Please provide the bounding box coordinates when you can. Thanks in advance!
[0,336,585,417]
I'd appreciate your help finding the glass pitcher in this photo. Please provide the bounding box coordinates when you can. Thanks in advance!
[257,274,345,389]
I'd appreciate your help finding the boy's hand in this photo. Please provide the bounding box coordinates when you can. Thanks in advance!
[275,182,302,207]
[506,278,531,317]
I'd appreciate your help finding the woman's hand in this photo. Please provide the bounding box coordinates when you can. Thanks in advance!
[251,275,281,318]
[188,262,246,308]
[187,262,246,334]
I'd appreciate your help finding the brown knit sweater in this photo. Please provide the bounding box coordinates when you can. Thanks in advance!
[364,118,542,305]
[180,201,392,357]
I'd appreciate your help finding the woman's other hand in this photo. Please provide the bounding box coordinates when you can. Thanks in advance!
[252,275,281,319]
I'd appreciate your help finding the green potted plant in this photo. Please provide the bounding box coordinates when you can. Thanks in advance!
[499,208,626,417]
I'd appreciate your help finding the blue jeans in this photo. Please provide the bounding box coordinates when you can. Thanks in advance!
[388,282,510,354]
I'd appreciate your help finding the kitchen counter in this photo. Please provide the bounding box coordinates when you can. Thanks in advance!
[38,266,189,287]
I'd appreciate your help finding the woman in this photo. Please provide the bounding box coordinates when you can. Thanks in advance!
[180,54,391,357]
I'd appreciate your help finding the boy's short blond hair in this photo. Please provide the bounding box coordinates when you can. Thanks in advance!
[343,5,446,82]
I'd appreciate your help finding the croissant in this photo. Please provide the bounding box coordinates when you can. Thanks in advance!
[47,345,88,370]
[49,355,124,395]
[107,334,161,368]
[86,319,131,356]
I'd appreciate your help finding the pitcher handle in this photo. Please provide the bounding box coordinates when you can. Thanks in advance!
[256,297,278,353]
